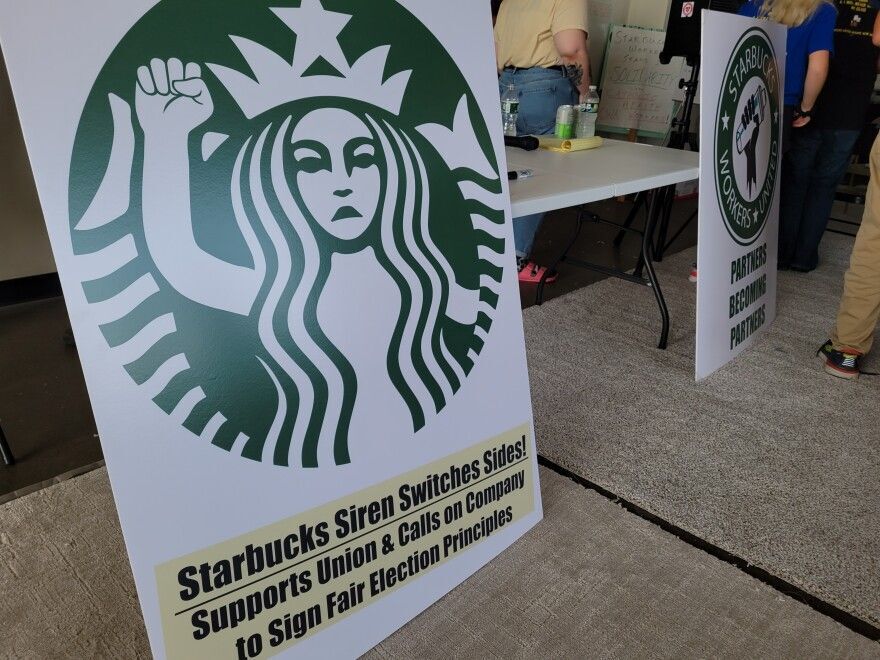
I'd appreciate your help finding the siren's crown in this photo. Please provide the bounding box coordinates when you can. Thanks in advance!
[208,0,412,119]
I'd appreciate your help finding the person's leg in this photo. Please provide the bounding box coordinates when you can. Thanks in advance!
[778,124,820,268]
[510,69,576,263]
[790,129,860,271]
[512,213,543,260]
[830,132,880,356]
[498,69,543,260]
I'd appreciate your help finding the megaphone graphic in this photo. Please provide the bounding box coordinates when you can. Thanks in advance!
[736,86,768,154]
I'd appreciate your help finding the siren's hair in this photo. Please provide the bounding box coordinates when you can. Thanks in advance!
[230,109,462,468]
[758,0,830,27]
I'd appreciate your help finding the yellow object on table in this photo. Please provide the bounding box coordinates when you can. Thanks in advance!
[537,136,603,153]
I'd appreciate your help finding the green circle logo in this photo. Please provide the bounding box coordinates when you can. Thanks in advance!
[69,0,505,469]
[714,28,780,246]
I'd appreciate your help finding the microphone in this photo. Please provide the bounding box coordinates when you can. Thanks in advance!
[504,135,539,151]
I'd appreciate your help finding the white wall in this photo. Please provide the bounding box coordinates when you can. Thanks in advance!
[627,0,672,29]
[0,48,55,281]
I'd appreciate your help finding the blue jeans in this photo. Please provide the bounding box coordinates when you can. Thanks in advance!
[500,67,578,257]
[779,127,860,270]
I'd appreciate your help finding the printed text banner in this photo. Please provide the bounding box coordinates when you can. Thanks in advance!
[158,427,534,659]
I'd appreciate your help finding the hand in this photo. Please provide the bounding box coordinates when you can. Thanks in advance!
[736,88,765,154]
[792,114,812,128]
[579,88,590,104]
[135,58,213,137]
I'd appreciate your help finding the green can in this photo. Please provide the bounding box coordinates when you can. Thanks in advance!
[555,104,574,139]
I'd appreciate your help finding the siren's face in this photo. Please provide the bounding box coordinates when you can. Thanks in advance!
[290,108,381,241]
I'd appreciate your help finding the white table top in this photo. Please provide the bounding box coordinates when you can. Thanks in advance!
[506,139,700,217]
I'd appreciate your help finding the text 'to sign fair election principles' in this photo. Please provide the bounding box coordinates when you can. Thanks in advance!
[0,1,542,657]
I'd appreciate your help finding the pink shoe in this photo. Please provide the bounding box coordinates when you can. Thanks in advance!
[518,261,558,284]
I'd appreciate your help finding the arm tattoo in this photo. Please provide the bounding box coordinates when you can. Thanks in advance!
[564,63,584,89]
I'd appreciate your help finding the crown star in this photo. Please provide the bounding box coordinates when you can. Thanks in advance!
[207,3,412,119]
[271,1,351,75]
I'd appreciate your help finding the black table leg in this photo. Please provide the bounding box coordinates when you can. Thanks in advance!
[633,189,659,280]
[530,190,671,350]
[641,193,670,350]
[613,192,646,247]
[651,186,671,262]
[0,422,15,467]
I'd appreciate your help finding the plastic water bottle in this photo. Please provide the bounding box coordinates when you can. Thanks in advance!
[578,85,600,138]
[501,84,519,137]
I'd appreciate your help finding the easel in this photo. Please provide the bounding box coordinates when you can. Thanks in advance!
[616,0,742,258]
[651,62,700,260]
[0,422,14,466]
[613,62,700,258]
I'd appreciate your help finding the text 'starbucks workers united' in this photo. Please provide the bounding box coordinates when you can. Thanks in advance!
[714,28,780,246]
[69,0,507,468]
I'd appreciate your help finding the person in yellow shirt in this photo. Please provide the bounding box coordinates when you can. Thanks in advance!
[495,0,591,283]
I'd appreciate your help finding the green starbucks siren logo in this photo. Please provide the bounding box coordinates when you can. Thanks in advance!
[69,0,506,468]
[714,27,780,246]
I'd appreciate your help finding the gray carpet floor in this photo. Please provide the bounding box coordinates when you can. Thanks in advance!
[2,466,877,658]
[523,232,880,627]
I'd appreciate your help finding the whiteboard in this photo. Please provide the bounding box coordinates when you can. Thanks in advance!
[588,0,630,82]
[597,25,686,138]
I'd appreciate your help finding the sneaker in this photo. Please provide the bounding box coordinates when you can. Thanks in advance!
[518,260,558,284]
[817,340,861,380]
[688,263,698,283]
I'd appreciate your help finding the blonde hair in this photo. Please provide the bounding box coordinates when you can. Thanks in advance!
[759,0,830,27]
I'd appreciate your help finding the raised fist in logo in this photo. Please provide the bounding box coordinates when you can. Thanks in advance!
[736,85,767,196]
[135,58,214,136]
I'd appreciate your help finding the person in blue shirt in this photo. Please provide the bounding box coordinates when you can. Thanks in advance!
[739,0,838,268]
[781,1,880,272]
[739,1,836,125]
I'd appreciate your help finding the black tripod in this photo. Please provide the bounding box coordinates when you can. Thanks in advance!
[614,61,700,260]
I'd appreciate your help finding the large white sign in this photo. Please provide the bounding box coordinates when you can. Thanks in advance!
[0,1,541,657]
[696,12,786,380]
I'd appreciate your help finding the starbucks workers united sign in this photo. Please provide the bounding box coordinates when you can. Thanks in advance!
[714,27,780,246]
[697,12,785,381]
[0,1,541,657]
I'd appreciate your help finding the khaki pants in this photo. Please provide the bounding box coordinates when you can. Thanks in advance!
[831,132,880,355]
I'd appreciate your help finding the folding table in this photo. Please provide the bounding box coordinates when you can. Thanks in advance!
[506,139,699,349]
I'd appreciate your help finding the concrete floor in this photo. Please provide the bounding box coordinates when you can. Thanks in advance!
[525,234,880,628]
[2,465,876,659]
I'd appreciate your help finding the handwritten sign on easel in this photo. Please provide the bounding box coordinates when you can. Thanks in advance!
[597,25,686,139]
